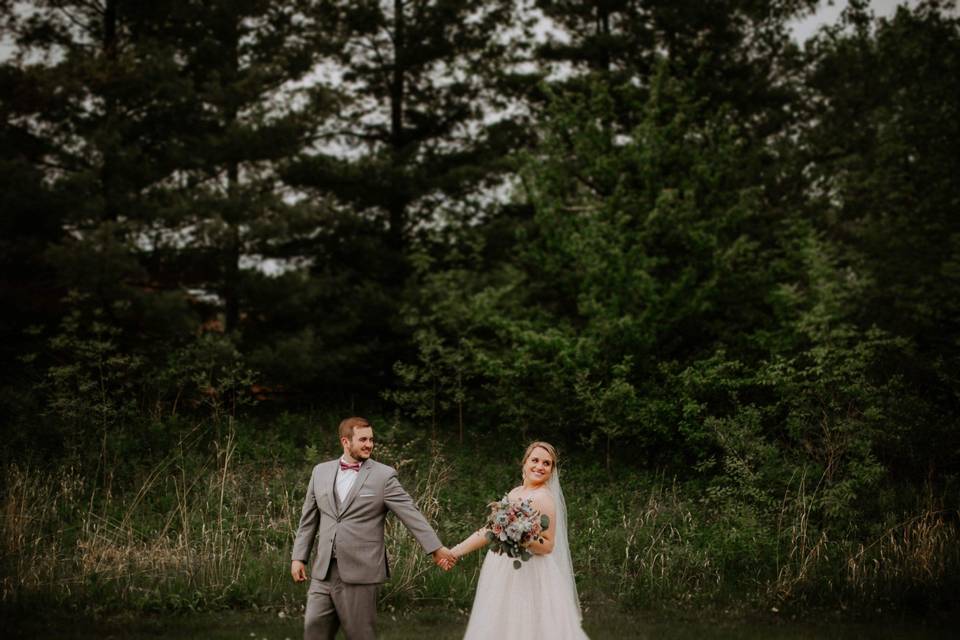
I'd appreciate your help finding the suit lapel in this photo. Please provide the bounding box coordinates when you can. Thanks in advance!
[339,462,371,515]
[325,462,339,515]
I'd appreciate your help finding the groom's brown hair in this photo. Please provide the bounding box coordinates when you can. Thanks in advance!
[339,416,371,441]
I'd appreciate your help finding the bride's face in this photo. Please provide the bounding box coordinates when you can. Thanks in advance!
[523,446,554,486]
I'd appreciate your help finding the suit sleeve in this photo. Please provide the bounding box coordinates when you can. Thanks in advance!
[383,470,443,554]
[292,469,320,563]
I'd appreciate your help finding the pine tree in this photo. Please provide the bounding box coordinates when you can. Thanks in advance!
[286,0,522,254]
[160,0,328,334]
[0,1,210,336]
[800,0,960,478]
[533,0,815,131]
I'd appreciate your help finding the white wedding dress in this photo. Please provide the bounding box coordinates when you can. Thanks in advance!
[462,472,588,639]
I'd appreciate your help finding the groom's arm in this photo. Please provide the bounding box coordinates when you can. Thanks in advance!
[291,468,320,581]
[382,470,443,554]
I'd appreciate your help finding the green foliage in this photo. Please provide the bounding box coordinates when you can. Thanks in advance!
[42,293,143,431]
[383,326,471,440]
[799,0,960,480]
[389,40,953,536]
[396,72,780,457]
[4,421,959,619]
[156,333,257,422]
[285,0,523,248]
[1,1,959,620]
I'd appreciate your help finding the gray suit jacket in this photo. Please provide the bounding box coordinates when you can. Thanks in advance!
[292,458,442,584]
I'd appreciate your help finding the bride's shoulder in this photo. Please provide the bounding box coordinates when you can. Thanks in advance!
[507,485,554,507]
[531,486,555,509]
[510,486,554,511]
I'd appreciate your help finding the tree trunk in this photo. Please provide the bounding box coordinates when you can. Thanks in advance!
[224,162,240,333]
[223,17,241,333]
[457,370,464,445]
[101,0,119,222]
[606,434,611,472]
[595,6,611,73]
[388,0,407,250]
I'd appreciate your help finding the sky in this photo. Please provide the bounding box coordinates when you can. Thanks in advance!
[0,0,933,278]
[0,1,931,62]
[789,0,924,42]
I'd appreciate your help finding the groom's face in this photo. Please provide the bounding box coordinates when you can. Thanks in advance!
[343,426,375,462]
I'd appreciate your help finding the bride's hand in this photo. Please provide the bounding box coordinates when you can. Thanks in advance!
[433,546,458,571]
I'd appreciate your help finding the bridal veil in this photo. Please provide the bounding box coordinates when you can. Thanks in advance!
[548,469,581,620]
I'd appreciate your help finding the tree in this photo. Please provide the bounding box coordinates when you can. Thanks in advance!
[0,1,217,404]
[158,0,328,334]
[286,0,524,253]
[263,0,528,396]
[799,0,960,480]
[533,0,816,133]
[389,72,786,459]
[0,1,332,421]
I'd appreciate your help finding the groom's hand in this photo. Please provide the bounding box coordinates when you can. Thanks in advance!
[291,560,308,582]
[432,547,457,571]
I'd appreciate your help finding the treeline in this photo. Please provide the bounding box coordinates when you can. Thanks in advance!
[2,0,959,529]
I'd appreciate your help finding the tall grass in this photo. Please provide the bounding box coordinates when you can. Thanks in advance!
[2,427,958,618]
[845,510,960,604]
[0,422,458,614]
[767,469,960,613]
[1,423,307,612]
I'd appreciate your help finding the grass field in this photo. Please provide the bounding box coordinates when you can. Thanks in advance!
[8,607,960,640]
[3,420,959,625]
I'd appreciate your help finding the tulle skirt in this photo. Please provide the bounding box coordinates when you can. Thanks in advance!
[462,550,589,639]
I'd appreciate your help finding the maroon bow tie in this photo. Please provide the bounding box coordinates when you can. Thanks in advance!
[339,460,361,472]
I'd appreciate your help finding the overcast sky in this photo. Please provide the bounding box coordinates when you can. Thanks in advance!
[0,1,930,62]
[790,0,923,42]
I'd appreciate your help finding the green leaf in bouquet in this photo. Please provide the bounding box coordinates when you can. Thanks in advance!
[485,531,495,542]
[540,514,550,531]
[520,550,531,562]
[513,560,522,570]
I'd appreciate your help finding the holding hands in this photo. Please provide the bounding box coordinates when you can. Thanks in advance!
[292,550,456,582]
[432,546,458,571]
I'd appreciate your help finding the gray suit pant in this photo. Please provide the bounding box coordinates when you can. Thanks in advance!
[304,560,378,640]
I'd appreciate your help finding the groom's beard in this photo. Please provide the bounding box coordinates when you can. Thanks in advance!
[348,442,372,461]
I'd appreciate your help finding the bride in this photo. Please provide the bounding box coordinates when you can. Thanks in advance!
[450,441,588,639]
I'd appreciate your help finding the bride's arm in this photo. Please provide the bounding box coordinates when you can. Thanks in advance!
[452,487,522,559]
[524,492,556,555]
[451,528,491,558]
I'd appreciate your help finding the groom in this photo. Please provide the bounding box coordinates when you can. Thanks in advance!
[291,416,456,640]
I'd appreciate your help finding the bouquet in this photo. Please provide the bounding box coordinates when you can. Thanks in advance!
[483,496,550,569]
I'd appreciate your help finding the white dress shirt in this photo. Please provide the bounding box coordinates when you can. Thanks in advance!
[335,458,361,504]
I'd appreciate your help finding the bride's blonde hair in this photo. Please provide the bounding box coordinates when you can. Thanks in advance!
[522,441,558,468]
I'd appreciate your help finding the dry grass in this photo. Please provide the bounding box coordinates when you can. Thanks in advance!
[0,427,454,613]
[578,483,724,608]
[2,436,957,616]
[846,510,959,598]
[772,469,831,603]
[380,443,450,604]
[1,425,304,610]
[771,469,960,609]
[578,469,960,613]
